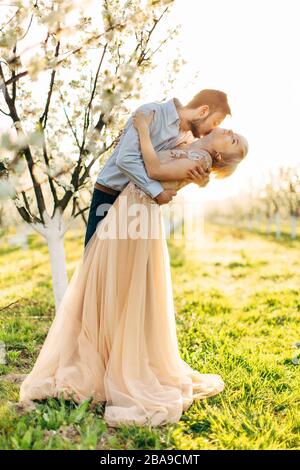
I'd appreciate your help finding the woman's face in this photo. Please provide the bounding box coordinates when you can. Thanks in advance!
[204,127,247,156]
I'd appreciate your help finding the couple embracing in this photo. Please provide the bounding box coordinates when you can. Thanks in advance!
[19,89,248,428]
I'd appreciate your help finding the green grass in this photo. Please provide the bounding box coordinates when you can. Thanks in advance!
[0,223,299,449]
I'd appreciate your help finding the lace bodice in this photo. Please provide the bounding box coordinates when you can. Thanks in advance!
[125,144,212,203]
[158,145,212,192]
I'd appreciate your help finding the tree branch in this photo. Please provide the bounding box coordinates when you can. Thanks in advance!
[59,90,81,150]
[0,63,46,221]
[82,43,107,146]
[3,25,123,88]
[0,108,10,116]
[39,41,60,128]
[15,205,33,224]
[74,201,88,224]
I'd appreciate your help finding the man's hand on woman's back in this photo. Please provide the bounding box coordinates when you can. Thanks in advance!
[155,189,177,205]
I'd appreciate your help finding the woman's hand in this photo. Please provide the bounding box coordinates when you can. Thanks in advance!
[186,165,211,187]
[132,110,155,132]
[113,130,123,148]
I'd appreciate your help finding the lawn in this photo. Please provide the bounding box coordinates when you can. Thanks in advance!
[0,223,299,450]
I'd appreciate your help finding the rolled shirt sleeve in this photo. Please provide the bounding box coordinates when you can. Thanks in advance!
[115,107,164,199]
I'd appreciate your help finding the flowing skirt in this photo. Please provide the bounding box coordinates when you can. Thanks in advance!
[19,181,225,427]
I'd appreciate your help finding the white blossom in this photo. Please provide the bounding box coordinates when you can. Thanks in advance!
[0,180,16,201]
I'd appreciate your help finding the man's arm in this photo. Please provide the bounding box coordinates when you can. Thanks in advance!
[132,111,206,181]
[173,132,210,186]
[115,105,165,199]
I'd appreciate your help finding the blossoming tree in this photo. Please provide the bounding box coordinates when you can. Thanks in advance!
[0,0,180,311]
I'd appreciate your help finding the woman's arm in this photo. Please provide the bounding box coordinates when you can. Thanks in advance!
[132,112,207,182]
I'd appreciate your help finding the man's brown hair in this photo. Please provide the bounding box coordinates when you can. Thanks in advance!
[186,89,231,116]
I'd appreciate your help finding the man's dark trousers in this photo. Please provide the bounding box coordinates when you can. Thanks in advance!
[84,186,120,247]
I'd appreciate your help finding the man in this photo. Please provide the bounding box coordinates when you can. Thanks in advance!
[84,89,231,246]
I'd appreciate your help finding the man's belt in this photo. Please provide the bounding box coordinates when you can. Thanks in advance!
[94,182,120,196]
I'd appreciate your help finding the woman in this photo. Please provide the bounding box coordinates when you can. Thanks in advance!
[19,112,248,428]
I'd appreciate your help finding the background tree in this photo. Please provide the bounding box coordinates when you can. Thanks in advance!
[204,165,300,240]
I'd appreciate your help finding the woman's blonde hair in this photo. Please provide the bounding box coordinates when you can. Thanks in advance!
[211,135,249,179]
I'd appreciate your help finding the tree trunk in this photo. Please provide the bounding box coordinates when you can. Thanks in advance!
[46,234,68,311]
[31,209,69,313]
[275,211,281,238]
[266,216,272,234]
[290,215,297,239]
[255,214,261,232]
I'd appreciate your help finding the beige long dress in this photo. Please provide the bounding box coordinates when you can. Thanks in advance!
[19,146,224,428]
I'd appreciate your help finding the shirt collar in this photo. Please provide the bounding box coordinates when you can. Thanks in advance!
[166,97,181,125]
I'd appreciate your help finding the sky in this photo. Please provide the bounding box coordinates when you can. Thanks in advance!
[141,0,300,202]
[1,0,300,204]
